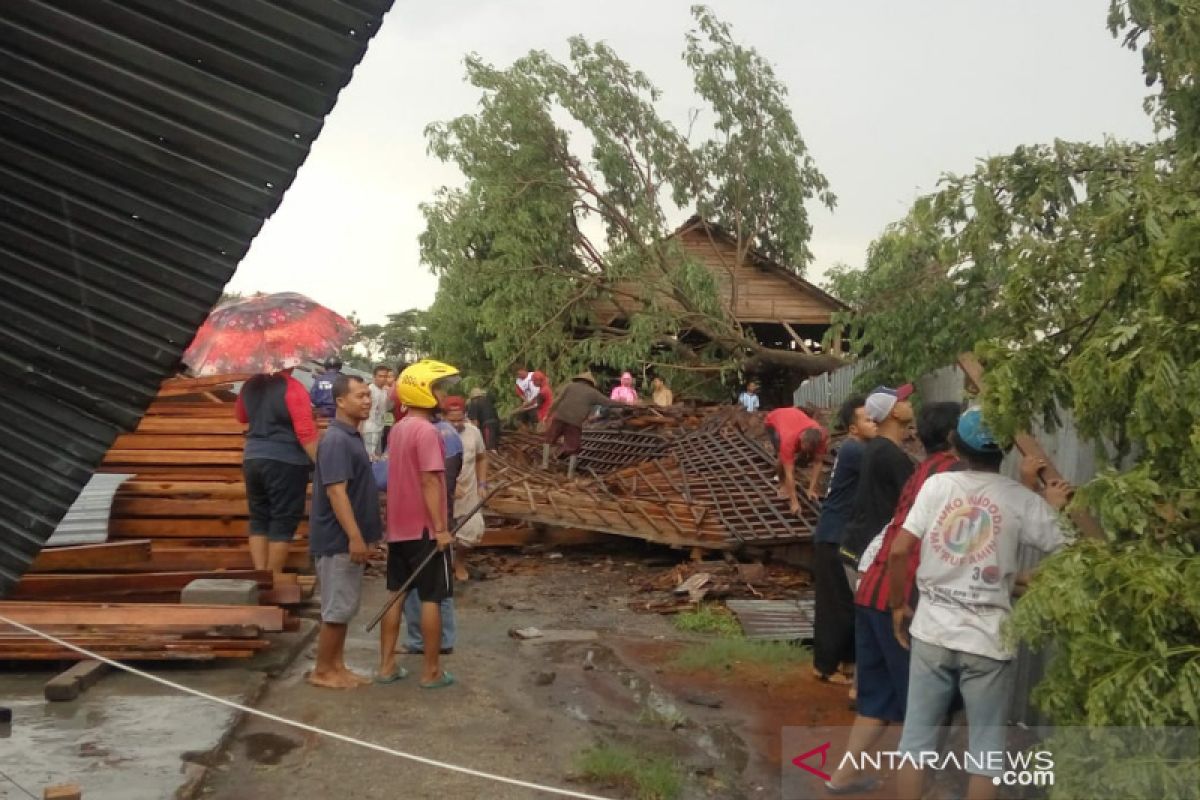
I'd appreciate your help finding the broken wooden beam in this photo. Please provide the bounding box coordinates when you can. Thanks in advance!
[45,659,110,702]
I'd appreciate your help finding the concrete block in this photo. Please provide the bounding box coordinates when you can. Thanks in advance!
[181,579,259,606]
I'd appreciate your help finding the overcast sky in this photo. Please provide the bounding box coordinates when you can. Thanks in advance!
[225,0,1156,324]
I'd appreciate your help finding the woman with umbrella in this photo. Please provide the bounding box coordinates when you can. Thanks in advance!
[184,293,355,579]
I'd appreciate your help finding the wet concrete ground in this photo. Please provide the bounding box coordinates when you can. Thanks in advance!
[0,546,857,800]
[199,548,854,800]
[0,666,265,800]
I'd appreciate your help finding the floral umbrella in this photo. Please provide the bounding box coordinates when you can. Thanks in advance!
[182,292,355,376]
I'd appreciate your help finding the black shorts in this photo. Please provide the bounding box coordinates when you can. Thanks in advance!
[244,459,309,542]
[386,532,453,602]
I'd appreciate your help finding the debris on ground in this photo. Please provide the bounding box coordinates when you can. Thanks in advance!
[633,559,812,613]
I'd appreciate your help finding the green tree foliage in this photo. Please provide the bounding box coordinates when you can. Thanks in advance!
[828,1,1199,793]
[421,6,840,399]
[338,309,430,370]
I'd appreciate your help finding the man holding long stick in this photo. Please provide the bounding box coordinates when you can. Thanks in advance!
[376,359,460,689]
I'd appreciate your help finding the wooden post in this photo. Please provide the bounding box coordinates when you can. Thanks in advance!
[956,352,1104,539]
[832,325,844,355]
[779,320,814,355]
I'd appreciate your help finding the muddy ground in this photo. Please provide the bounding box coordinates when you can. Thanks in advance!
[198,543,856,800]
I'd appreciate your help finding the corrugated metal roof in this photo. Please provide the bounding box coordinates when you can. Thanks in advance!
[0,0,394,595]
[45,472,134,547]
[725,596,815,642]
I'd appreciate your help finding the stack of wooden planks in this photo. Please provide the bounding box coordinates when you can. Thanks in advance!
[0,601,284,660]
[3,375,313,662]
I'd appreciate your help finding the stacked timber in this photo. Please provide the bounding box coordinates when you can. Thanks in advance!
[3,375,310,662]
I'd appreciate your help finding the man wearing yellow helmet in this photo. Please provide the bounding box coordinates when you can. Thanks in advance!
[378,359,461,689]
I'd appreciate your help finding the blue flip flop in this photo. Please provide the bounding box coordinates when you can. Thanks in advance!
[419,671,455,689]
[374,667,409,684]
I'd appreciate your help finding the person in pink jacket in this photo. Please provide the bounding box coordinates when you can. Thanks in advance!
[610,372,639,404]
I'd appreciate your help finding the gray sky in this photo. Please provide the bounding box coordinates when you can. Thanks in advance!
[226,0,1156,324]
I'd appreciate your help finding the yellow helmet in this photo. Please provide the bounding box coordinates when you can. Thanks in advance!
[397,359,461,409]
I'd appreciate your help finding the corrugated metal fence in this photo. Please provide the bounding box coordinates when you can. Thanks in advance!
[793,358,876,408]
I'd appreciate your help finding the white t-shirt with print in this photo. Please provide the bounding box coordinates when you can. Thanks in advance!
[902,470,1067,661]
[516,375,538,403]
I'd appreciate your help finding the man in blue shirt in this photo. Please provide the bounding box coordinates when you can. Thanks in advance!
[308,374,380,689]
[309,356,343,419]
[811,395,877,683]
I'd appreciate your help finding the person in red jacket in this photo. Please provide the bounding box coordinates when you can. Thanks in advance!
[764,405,829,514]
[234,368,318,580]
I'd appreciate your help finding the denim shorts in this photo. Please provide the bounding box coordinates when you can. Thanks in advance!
[897,637,1015,776]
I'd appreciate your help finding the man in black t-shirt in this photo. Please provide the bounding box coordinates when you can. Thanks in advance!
[840,385,917,572]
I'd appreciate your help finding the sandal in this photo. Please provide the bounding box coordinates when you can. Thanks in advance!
[374,667,409,684]
[420,671,456,689]
[813,669,853,685]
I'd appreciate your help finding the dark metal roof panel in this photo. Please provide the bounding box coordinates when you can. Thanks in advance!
[0,0,394,594]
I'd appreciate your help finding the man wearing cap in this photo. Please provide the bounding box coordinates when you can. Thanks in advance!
[543,372,625,479]
[763,404,829,515]
[890,408,1072,800]
[838,385,918,573]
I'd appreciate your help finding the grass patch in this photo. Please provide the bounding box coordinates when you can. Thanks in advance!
[672,604,742,638]
[673,637,810,672]
[576,744,683,800]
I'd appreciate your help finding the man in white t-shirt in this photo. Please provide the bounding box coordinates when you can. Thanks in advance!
[362,365,393,459]
[889,407,1073,800]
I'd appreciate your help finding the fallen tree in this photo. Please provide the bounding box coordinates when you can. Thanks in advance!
[420,7,841,397]
[828,2,1199,795]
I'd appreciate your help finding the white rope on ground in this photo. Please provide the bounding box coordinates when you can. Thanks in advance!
[0,615,613,800]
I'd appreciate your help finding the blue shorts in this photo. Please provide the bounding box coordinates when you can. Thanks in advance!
[854,605,909,722]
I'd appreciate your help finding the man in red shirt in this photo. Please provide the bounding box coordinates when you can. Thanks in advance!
[764,405,829,514]
[377,359,460,689]
[234,368,318,581]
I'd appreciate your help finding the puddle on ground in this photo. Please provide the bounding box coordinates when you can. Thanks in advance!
[241,731,301,765]
[538,637,753,787]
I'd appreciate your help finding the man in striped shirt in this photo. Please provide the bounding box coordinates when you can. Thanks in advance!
[823,401,962,795]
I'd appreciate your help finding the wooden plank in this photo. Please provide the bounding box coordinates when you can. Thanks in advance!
[143,547,309,573]
[109,518,310,538]
[112,497,277,518]
[12,571,274,601]
[0,601,285,631]
[956,352,1103,539]
[42,783,82,800]
[120,480,250,497]
[28,540,152,572]
[99,466,248,481]
[134,417,247,434]
[111,434,246,450]
[45,659,110,702]
[101,450,244,466]
[779,320,815,355]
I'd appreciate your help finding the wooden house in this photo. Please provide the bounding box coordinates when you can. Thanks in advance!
[591,216,848,403]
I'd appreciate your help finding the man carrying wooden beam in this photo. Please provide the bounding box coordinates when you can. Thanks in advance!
[307,375,379,689]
